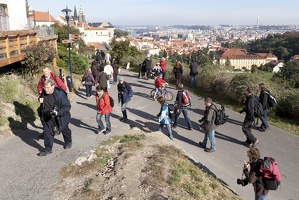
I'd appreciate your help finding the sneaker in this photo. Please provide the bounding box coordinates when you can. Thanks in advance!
[97,129,105,134]
[64,143,72,149]
[205,148,215,153]
[198,142,206,149]
[253,138,259,147]
[37,151,52,156]
[187,127,193,131]
[242,141,253,148]
[120,118,127,122]
[104,131,111,135]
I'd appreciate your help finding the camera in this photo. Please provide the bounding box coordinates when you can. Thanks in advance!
[237,178,245,186]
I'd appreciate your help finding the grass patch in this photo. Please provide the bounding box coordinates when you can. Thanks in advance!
[0,75,19,103]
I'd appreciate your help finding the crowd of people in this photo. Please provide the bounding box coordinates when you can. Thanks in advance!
[36,52,273,199]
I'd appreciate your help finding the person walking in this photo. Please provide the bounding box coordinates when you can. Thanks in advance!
[173,60,183,89]
[104,61,114,89]
[112,60,120,83]
[37,66,67,95]
[98,65,108,92]
[173,84,193,130]
[258,82,269,132]
[37,66,67,139]
[239,87,260,148]
[189,59,198,88]
[82,68,96,98]
[198,98,217,153]
[157,96,174,140]
[160,57,167,80]
[95,86,112,135]
[142,54,152,80]
[117,76,133,122]
[90,61,100,85]
[237,147,269,200]
[37,79,72,156]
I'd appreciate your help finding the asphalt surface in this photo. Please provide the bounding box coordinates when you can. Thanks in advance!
[0,69,298,200]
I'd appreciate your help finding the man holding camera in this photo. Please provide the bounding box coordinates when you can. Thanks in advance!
[198,98,217,153]
[237,147,269,200]
[37,79,72,156]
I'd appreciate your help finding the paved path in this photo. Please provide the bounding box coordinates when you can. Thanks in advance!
[0,69,298,200]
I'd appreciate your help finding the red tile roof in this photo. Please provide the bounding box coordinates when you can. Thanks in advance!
[29,11,57,22]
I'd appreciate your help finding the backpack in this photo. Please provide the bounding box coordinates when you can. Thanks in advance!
[264,91,277,108]
[260,156,281,190]
[109,96,114,108]
[253,96,264,118]
[210,103,228,126]
[167,103,176,123]
[182,90,191,106]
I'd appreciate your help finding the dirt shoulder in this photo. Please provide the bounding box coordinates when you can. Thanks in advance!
[54,131,240,200]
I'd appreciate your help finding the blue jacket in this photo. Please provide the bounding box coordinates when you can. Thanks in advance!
[158,102,171,124]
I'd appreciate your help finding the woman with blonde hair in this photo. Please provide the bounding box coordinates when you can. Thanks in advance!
[173,60,183,89]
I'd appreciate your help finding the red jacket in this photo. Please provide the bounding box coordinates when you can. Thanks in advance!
[37,72,67,94]
[96,92,112,114]
[155,77,166,88]
[160,60,167,71]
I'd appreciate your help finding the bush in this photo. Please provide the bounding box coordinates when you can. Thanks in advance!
[275,89,299,123]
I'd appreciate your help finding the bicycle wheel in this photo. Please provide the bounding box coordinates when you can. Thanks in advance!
[150,89,156,98]
[164,91,173,101]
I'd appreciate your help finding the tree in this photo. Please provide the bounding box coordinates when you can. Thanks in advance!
[114,29,129,38]
[21,43,56,77]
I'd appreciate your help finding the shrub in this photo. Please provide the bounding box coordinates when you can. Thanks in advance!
[275,89,299,123]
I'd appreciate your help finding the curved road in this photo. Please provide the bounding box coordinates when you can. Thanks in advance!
[0,69,298,200]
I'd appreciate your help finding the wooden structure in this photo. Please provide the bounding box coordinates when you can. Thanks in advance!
[0,30,58,68]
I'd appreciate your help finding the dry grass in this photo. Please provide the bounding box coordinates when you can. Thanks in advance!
[56,133,241,200]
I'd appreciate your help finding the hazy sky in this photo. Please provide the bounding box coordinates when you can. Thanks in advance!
[28,0,299,26]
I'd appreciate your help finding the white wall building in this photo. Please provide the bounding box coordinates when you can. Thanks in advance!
[0,0,28,31]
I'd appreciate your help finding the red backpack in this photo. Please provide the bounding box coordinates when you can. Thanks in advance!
[182,90,191,106]
[260,156,281,190]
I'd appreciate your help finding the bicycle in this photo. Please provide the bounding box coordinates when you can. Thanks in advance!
[150,85,173,101]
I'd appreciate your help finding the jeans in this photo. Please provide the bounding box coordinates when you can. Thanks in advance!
[174,107,193,129]
[107,75,111,88]
[85,85,92,97]
[113,74,118,83]
[260,108,269,129]
[121,102,128,119]
[161,70,165,80]
[190,75,197,87]
[96,112,111,132]
[159,123,173,140]
[255,195,267,200]
[202,130,216,150]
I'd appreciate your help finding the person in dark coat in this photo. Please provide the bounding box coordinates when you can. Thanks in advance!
[239,87,259,148]
[258,82,269,132]
[173,60,183,89]
[112,60,120,83]
[90,61,99,84]
[142,54,152,80]
[98,64,108,92]
[189,59,198,88]
[237,147,269,200]
[117,76,133,122]
[37,79,72,156]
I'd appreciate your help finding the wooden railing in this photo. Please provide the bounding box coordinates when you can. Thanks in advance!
[0,30,38,68]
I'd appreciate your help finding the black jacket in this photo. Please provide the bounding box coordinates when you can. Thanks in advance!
[189,61,198,76]
[259,90,269,109]
[39,88,71,130]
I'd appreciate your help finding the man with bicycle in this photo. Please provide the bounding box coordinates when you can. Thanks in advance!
[154,73,168,100]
